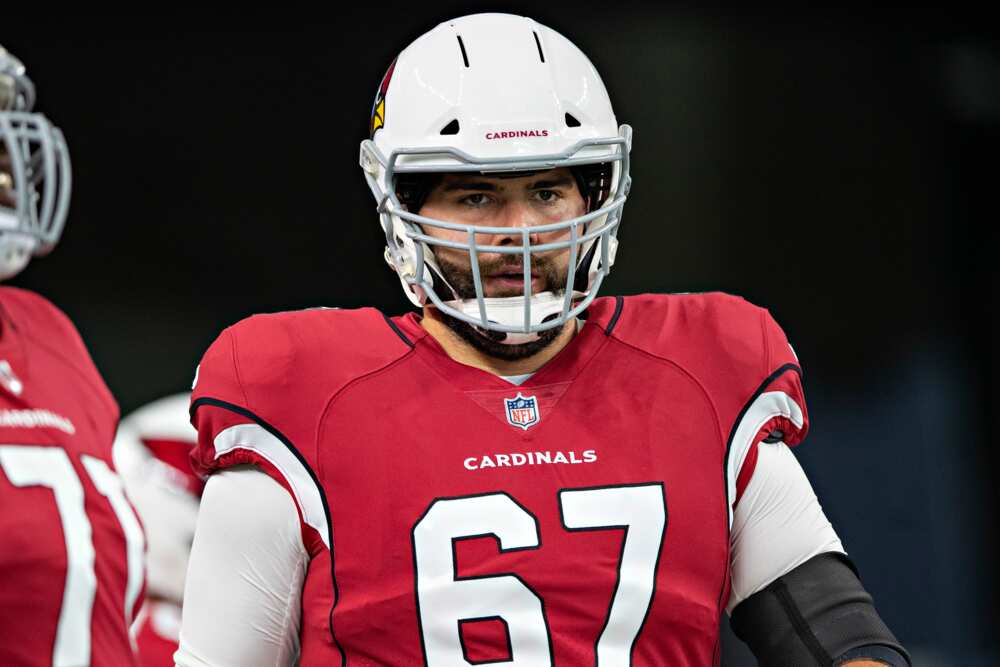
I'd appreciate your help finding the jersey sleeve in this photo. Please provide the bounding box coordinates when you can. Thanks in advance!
[612,293,810,515]
[757,307,808,447]
[177,466,306,667]
[188,327,254,478]
[189,324,329,556]
[728,308,811,512]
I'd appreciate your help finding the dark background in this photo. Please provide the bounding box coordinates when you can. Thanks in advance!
[6,6,996,665]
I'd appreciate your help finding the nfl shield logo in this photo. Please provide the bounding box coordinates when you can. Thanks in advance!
[504,393,540,430]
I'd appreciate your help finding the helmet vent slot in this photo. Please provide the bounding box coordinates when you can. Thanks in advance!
[456,36,470,68]
[565,113,581,128]
[533,32,545,63]
[440,119,460,135]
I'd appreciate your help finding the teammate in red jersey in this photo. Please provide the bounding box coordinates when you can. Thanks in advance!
[113,393,200,667]
[177,14,908,667]
[0,46,144,666]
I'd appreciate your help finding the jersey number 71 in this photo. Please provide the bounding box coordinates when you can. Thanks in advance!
[0,444,145,667]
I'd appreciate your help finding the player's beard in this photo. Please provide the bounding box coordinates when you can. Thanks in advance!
[433,251,567,361]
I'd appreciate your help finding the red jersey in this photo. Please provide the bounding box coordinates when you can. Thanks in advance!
[0,287,142,667]
[190,293,807,666]
[133,600,181,667]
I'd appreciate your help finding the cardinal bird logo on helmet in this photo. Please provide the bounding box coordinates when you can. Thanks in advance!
[370,58,396,137]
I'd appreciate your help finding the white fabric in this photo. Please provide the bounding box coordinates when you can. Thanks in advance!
[115,393,195,443]
[132,599,182,644]
[499,372,534,386]
[112,394,198,603]
[174,466,307,667]
[150,600,183,641]
[726,441,845,613]
[177,445,844,665]
[725,390,804,527]
[213,423,330,549]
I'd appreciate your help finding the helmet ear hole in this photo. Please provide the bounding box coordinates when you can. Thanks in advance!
[564,113,581,128]
[440,119,460,135]
[570,162,614,212]
[574,242,599,288]
[395,173,442,213]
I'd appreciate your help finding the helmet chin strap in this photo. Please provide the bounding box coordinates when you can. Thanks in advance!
[446,291,582,345]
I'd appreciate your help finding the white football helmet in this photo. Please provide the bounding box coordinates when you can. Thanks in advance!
[0,45,71,281]
[112,393,200,604]
[360,13,631,343]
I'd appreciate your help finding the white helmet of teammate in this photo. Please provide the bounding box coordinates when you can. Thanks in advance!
[360,13,632,343]
[0,46,71,281]
[112,393,201,604]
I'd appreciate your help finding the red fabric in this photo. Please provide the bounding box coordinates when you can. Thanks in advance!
[733,361,812,507]
[189,294,808,666]
[733,414,809,508]
[0,288,136,666]
[133,601,180,667]
[460,617,511,663]
[734,438,762,506]
[140,438,203,497]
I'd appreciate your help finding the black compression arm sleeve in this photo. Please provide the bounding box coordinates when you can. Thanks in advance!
[730,552,910,666]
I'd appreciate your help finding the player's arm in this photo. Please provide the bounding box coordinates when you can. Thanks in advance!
[177,325,318,667]
[727,441,909,666]
[175,465,306,667]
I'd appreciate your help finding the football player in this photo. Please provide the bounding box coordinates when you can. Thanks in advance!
[176,14,909,666]
[0,46,144,665]
[113,393,200,667]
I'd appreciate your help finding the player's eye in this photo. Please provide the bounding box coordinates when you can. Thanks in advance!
[534,189,561,203]
[459,193,492,207]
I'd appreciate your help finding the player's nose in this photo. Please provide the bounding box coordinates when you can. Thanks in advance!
[493,199,542,247]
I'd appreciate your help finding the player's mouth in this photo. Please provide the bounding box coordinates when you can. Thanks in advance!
[486,270,541,294]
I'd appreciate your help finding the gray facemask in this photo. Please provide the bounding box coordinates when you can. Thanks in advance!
[0,45,71,280]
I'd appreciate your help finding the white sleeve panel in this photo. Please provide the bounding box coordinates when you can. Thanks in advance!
[725,390,804,527]
[212,423,330,550]
[174,466,308,667]
[726,442,845,614]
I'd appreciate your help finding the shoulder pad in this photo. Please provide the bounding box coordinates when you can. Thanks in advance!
[611,292,807,452]
[192,306,413,421]
[613,292,766,371]
[0,287,117,420]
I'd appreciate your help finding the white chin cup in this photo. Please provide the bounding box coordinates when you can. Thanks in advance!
[0,219,37,281]
[445,291,578,345]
